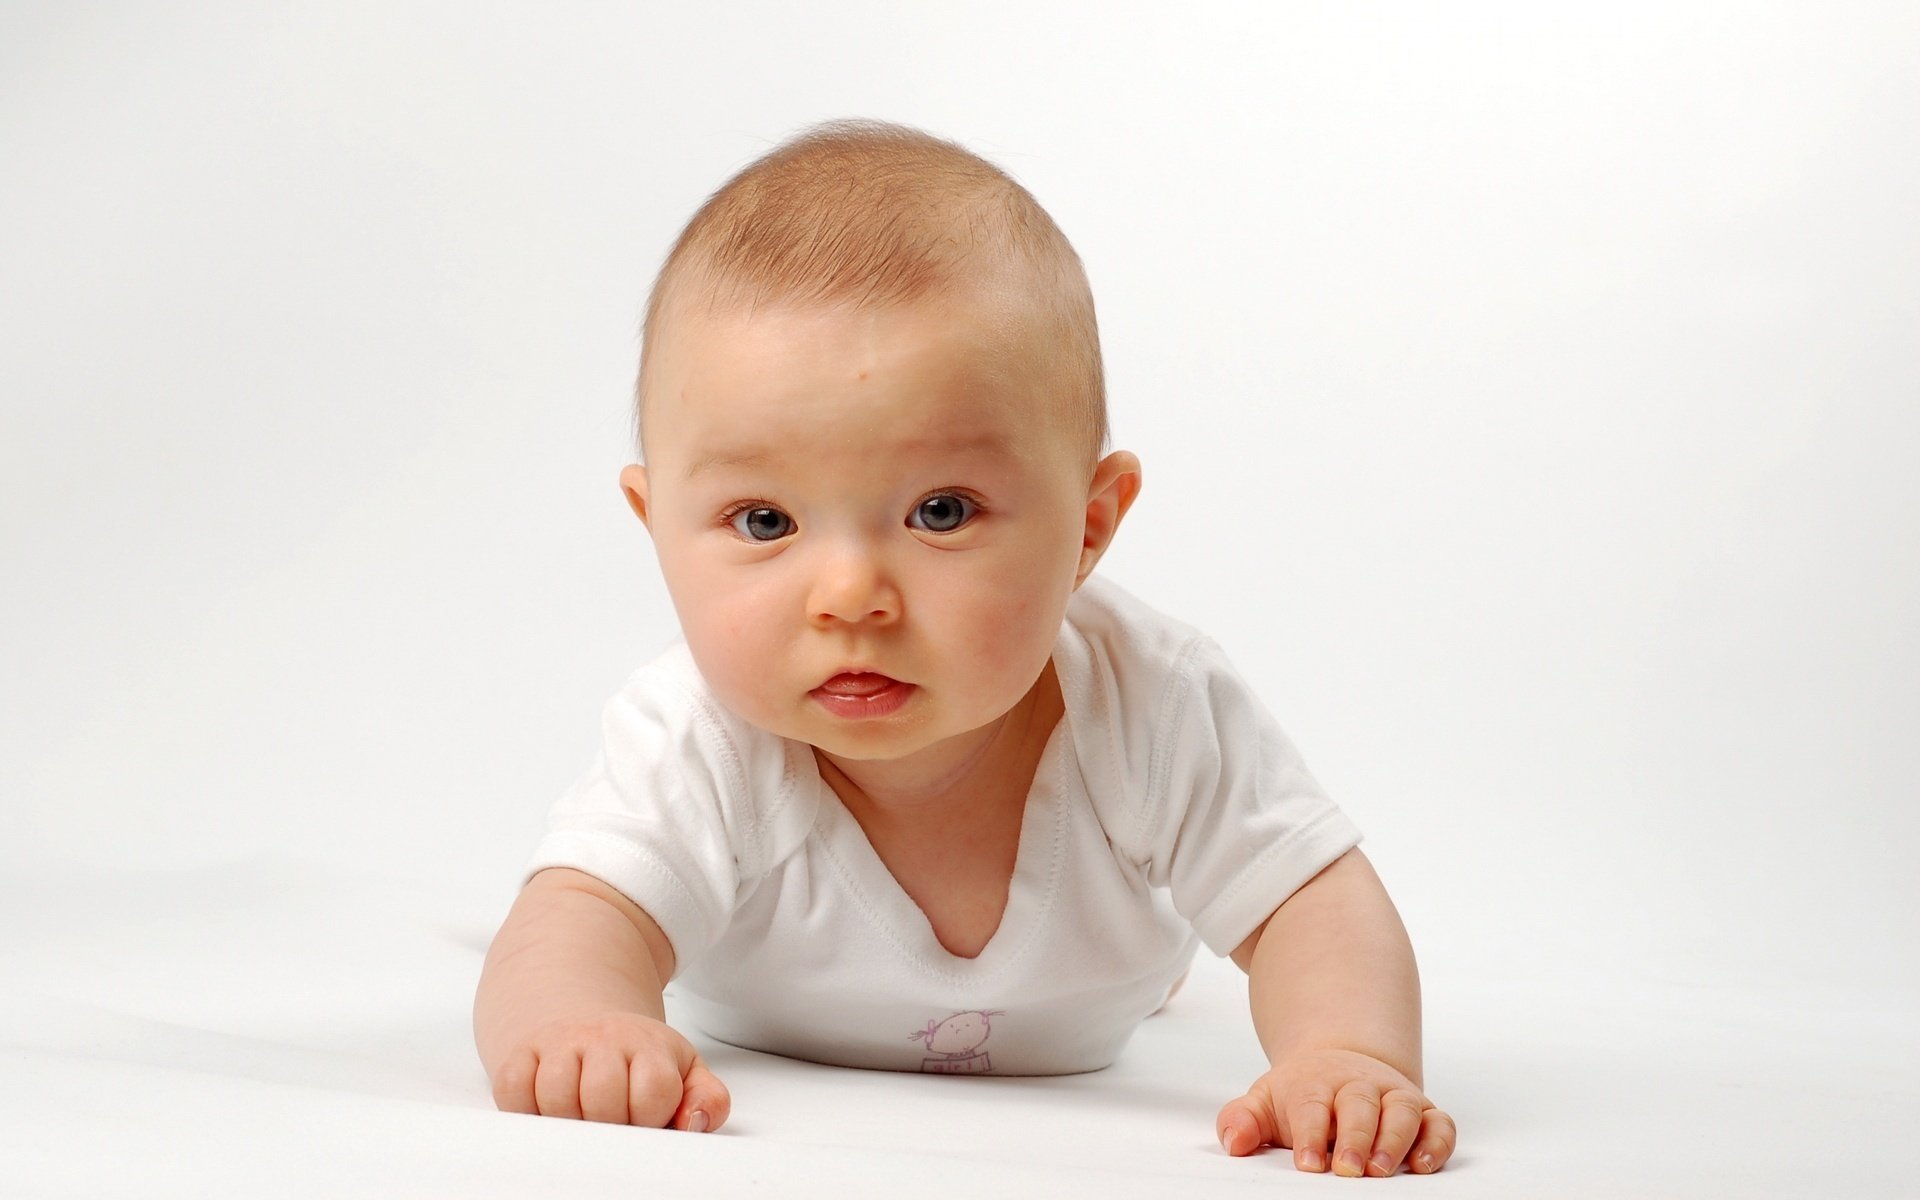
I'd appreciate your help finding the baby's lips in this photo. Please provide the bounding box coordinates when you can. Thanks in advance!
[815,672,902,696]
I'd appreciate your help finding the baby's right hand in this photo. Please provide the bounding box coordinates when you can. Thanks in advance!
[490,1012,731,1131]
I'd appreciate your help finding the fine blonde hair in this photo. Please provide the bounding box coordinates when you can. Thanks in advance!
[634,118,1107,476]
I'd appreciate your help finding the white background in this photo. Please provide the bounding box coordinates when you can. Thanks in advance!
[3,3,1916,1195]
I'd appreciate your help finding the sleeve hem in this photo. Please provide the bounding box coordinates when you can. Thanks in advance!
[1189,811,1365,958]
[523,829,709,978]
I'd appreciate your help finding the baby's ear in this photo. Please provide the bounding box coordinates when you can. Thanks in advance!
[618,464,653,530]
[1076,451,1143,586]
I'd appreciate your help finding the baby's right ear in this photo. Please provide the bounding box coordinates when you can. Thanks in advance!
[618,464,653,531]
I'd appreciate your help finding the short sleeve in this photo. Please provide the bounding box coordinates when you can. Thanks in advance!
[1141,635,1364,957]
[523,659,758,976]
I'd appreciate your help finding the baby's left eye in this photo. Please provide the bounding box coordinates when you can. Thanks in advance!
[908,493,977,534]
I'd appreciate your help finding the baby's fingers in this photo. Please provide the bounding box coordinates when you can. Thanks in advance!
[1329,1084,1382,1177]
[671,1051,732,1133]
[579,1047,633,1124]
[533,1049,585,1119]
[1361,1088,1426,1177]
[1286,1092,1334,1172]
[1215,1079,1281,1157]
[491,1047,540,1116]
[1407,1106,1459,1174]
[625,1049,687,1129]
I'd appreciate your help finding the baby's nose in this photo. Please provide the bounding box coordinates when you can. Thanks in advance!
[807,546,901,626]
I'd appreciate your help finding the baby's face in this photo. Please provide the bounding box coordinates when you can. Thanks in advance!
[624,292,1115,763]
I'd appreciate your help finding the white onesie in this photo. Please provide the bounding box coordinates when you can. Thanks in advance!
[525,574,1363,1076]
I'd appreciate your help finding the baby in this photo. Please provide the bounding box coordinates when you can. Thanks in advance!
[474,118,1457,1178]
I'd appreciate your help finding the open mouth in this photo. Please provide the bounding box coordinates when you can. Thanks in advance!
[815,672,901,696]
[810,672,914,718]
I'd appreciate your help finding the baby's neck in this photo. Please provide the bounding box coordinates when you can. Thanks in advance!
[814,662,1062,825]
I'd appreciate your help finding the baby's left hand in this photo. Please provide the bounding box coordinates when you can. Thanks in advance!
[1215,1047,1457,1177]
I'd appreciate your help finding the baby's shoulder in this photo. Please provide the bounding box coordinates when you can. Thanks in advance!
[1062,577,1232,741]
[1061,577,1237,839]
[600,641,819,879]
[606,641,760,771]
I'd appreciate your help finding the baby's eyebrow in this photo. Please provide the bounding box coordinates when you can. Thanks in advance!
[684,448,774,481]
[683,431,1015,481]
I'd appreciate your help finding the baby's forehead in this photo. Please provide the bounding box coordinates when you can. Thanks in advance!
[668,272,1040,359]
[657,297,1065,433]
[671,381,1043,465]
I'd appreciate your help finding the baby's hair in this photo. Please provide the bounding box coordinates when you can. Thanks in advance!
[634,118,1107,478]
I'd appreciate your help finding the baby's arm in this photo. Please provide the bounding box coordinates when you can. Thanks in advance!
[473,867,730,1131]
[1215,848,1456,1177]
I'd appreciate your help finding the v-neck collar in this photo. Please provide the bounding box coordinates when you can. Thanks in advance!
[805,634,1079,984]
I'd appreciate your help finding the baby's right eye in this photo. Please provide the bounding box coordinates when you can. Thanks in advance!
[724,504,795,542]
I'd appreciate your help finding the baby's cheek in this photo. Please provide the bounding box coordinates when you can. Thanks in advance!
[963,580,1063,665]
[684,616,781,720]
[945,632,1049,727]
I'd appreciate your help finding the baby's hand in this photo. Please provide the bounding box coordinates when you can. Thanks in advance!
[1215,1047,1455,1177]
[491,1012,731,1131]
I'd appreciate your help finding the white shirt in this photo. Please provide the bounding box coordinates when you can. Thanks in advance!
[526,575,1363,1075]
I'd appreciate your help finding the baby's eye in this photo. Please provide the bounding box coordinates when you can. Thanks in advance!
[725,504,795,542]
[908,493,978,534]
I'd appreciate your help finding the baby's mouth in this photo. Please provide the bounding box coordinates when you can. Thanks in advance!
[814,672,902,697]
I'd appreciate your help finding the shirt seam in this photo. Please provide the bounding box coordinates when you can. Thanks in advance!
[1137,632,1211,858]
[661,667,798,886]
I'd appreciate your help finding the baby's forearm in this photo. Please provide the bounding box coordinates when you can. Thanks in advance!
[473,875,669,1076]
[1245,849,1422,1085]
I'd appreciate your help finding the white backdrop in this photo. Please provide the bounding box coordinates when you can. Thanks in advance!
[3,2,1916,1184]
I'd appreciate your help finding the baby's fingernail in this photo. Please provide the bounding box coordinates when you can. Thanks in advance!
[1417,1152,1436,1173]
[1300,1149,1325,1171]
[688,1110,708,1133]
[1370,1153,1395,1175]
[1336,1150,1366,1176]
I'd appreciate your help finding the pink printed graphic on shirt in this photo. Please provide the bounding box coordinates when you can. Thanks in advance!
[909,1009,1004,1074]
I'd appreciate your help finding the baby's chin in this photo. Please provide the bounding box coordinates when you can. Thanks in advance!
[778,701,962,762]
[793,716,938,762]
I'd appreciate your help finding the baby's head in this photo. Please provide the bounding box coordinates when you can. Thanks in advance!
[619,119,1141,763]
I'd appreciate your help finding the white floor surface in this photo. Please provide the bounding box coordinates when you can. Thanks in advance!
[2,854,1911,1198]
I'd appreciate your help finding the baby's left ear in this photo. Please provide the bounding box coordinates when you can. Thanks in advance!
[1077,451,1143,585]
[618,464,653,530]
